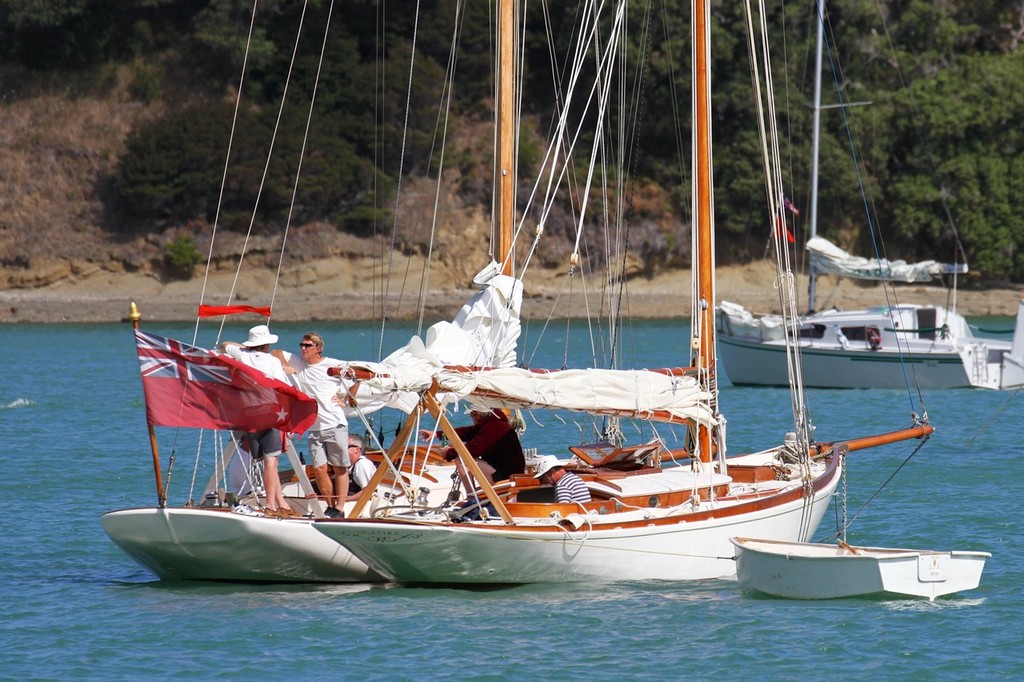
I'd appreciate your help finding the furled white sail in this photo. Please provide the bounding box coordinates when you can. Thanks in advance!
[807,237,967,283]
[345,261,524,415]
[438,366,715,424]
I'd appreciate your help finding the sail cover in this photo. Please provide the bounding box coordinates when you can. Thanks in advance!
[807,237,967,283]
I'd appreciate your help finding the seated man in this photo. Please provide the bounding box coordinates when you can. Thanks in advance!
[346,433,376,500]
[426,408,526,496]
[534,455,591,503]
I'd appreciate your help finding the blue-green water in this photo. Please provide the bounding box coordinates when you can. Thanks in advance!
[1,320,1021,679]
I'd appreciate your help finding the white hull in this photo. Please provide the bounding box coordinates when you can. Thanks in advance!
[103,452,457,583]
[717,302,1024,390]
[731,537,990,600]
[719,335,971,389]
[313,460,842,584]
[101,507,381,583]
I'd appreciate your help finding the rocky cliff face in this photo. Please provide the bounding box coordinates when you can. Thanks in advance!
[0,86,478,293]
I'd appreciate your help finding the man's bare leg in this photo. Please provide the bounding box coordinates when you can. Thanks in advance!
[313,464,334,508]
[262,455,285,511]
[332,468,350,511]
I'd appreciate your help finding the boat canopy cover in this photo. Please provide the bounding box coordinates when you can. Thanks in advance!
[807,237,967,283]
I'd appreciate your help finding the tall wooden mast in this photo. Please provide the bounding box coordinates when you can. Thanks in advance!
[497,0,515,276]
[693,0,717,462]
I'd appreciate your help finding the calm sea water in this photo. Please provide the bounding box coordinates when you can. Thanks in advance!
[1,319,1021,680]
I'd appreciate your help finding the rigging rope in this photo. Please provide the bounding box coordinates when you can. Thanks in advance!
[834,433,931,537]
[744,0,812,453]
[276,0,338,310]
[817,5,929,416]
[227,0,313,330]
[380,0,421,342]
[415,0,464,338]
[194,0,260,348]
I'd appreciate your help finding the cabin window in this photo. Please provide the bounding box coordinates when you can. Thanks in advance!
[798,324,826,339]
[841,326,866,341]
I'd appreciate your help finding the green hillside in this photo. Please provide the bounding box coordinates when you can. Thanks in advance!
[2,0,1022,285]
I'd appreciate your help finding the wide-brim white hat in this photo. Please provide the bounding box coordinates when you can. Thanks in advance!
[242,324,278,347]
[534,455,564,478]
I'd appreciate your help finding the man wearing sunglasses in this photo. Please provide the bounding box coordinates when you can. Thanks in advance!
[277,331,350,518]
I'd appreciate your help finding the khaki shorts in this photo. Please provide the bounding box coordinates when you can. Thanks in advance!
[309,425,349,469]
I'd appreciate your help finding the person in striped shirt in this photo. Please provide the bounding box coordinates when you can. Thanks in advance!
[534,456,591,504]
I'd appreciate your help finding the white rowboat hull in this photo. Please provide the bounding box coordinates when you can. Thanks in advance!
[731,537,990,600]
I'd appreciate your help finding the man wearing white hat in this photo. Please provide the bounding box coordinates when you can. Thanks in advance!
[221,324,296,517]
[534,455,591,503]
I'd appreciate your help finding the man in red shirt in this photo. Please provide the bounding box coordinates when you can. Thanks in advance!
[424,408,526,501]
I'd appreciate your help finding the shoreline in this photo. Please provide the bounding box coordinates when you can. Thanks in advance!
[1,260,1021,324]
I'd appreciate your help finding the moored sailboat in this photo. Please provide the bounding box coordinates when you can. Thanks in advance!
[716,0,1024,390]
[311,0,935,585]
[719,235,1024,389]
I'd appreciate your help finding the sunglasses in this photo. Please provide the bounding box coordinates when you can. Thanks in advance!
[299,342,317,348]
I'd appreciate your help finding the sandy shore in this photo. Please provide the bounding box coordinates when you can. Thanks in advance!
[0,258,1020,323]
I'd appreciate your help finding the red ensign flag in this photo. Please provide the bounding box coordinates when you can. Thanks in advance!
[134,330,317,434]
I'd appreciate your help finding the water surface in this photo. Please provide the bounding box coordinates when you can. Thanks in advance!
[1,321,1020,679]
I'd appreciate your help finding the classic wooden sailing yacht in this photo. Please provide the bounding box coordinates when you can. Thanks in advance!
[311,0,934,584]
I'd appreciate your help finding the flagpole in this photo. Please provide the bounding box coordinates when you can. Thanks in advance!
[130,302,166,507]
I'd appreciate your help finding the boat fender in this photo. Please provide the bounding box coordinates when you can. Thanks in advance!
[559,513,590,531]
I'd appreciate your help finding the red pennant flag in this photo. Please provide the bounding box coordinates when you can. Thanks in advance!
[198,304,272,318]
[134,330,317,434]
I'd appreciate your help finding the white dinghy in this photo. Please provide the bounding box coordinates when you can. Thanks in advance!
[731,537,990,601]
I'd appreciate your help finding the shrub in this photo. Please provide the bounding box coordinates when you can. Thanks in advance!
[164,234,203,277]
